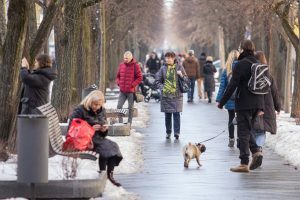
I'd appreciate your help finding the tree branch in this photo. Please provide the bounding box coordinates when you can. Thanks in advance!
[82,0,101,9]
[29,0,64,64]
[273,1,299,51]
[35,0,47,9]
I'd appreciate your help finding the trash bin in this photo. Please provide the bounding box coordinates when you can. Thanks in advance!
[17,114,49,183]
[82,84,98,100]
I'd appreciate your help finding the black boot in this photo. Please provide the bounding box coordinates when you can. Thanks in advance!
[107,170,121,187]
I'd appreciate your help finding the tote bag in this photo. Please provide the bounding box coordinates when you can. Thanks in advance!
[63,118,95,151]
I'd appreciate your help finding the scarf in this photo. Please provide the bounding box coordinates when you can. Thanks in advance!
[163,64,177,95]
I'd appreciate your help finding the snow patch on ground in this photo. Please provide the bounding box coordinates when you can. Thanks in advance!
[0,99,149,200]
[265,113,300,169]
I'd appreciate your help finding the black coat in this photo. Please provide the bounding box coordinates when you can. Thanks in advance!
[203,62,216,92]
[20,67,57,114]
[146,57,161,74]
[69,105,123,163]
[198,56,206,78]
[254,76,281,134]
[219,51,265,111]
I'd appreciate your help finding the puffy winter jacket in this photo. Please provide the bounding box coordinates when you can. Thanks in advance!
[116,59,143,93]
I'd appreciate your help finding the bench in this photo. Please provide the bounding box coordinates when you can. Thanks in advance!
[105,108,138,118]
[37,103,98,160]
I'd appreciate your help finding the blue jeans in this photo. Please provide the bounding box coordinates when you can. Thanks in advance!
[165,112,180,135]
[252,130,266,147]
[187,77,196,100]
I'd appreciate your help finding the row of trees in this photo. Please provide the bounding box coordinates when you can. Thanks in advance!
[0,0,163,156]
[1,0,299,157]
[171,0,300,118]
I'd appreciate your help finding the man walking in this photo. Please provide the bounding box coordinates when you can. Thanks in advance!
[197,52,206,99]
[182,50,200,102]
[217,40,264,173]
[116,51,143,126]
[146,52,161,75]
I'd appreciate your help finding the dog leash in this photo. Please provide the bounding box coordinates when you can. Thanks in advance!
[199,130,226,143]
[199,121,235,143]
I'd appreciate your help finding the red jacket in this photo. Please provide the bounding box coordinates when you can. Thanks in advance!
[116,59,143,93]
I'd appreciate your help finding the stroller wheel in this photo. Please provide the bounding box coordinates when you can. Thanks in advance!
[155,98,160,103]
[144,97,150,102]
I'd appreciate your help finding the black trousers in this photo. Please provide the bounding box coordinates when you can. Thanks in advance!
[99,156,118,172]
[228,109,235,139]
[236,109,260,165]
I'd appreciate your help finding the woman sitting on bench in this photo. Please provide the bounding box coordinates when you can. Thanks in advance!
[69,90,123,187]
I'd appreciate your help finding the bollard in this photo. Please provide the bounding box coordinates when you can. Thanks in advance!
[17,114,49,184]
[82,84,98,100]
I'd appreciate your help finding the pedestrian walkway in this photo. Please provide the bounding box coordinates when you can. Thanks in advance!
[118,98,300,200]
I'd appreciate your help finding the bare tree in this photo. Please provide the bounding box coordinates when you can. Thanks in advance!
[0,0,29,155]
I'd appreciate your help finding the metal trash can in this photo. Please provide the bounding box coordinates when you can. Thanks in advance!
[82,84,98,100]
[17,114,49,183]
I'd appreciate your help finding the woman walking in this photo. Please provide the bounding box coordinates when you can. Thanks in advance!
[216,50,239,147]
[249,51,281,170]
[203,56,217,103]
[155,52,187,140]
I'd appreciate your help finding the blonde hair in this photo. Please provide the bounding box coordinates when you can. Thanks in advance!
[225,50,239,76]
[80,90,105,110]
[206,56,213,62]
[124,51,133,57]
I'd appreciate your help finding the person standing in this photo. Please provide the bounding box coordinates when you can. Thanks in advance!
[116,51,143,126]
[146,52,161,75]
[216,50,239,147]
[217,40,265,173]
[20,54,57,114]
[203,56,217,103]
[197,52,206,99]
[155,52,187,140]
[182,50,200,103]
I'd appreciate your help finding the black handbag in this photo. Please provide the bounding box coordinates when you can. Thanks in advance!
[178,75,191,93]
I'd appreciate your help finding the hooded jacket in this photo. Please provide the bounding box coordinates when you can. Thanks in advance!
[20,66,57,114]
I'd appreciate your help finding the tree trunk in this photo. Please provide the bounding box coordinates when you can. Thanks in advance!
[99,0,106,93]
[29,0,64,64]
[291,52,300,118]
[0,0,29,144]
[268,24,286,105]
[290,2,300,118]
[0,0,6,46]
[218,26,225,69]
[284,41,293,113]
[52,0,83,121]
[23,0,37,60]
[76,8,93,102]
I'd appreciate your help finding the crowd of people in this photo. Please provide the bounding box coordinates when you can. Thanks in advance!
[18,39,281,189]
[142,40,280,173]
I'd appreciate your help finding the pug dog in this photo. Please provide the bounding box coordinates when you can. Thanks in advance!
[182,143,206,168]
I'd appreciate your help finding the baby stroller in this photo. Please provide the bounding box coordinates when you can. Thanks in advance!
[139,73,160,102]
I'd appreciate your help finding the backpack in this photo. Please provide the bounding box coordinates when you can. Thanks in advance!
[246,60,271,95]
